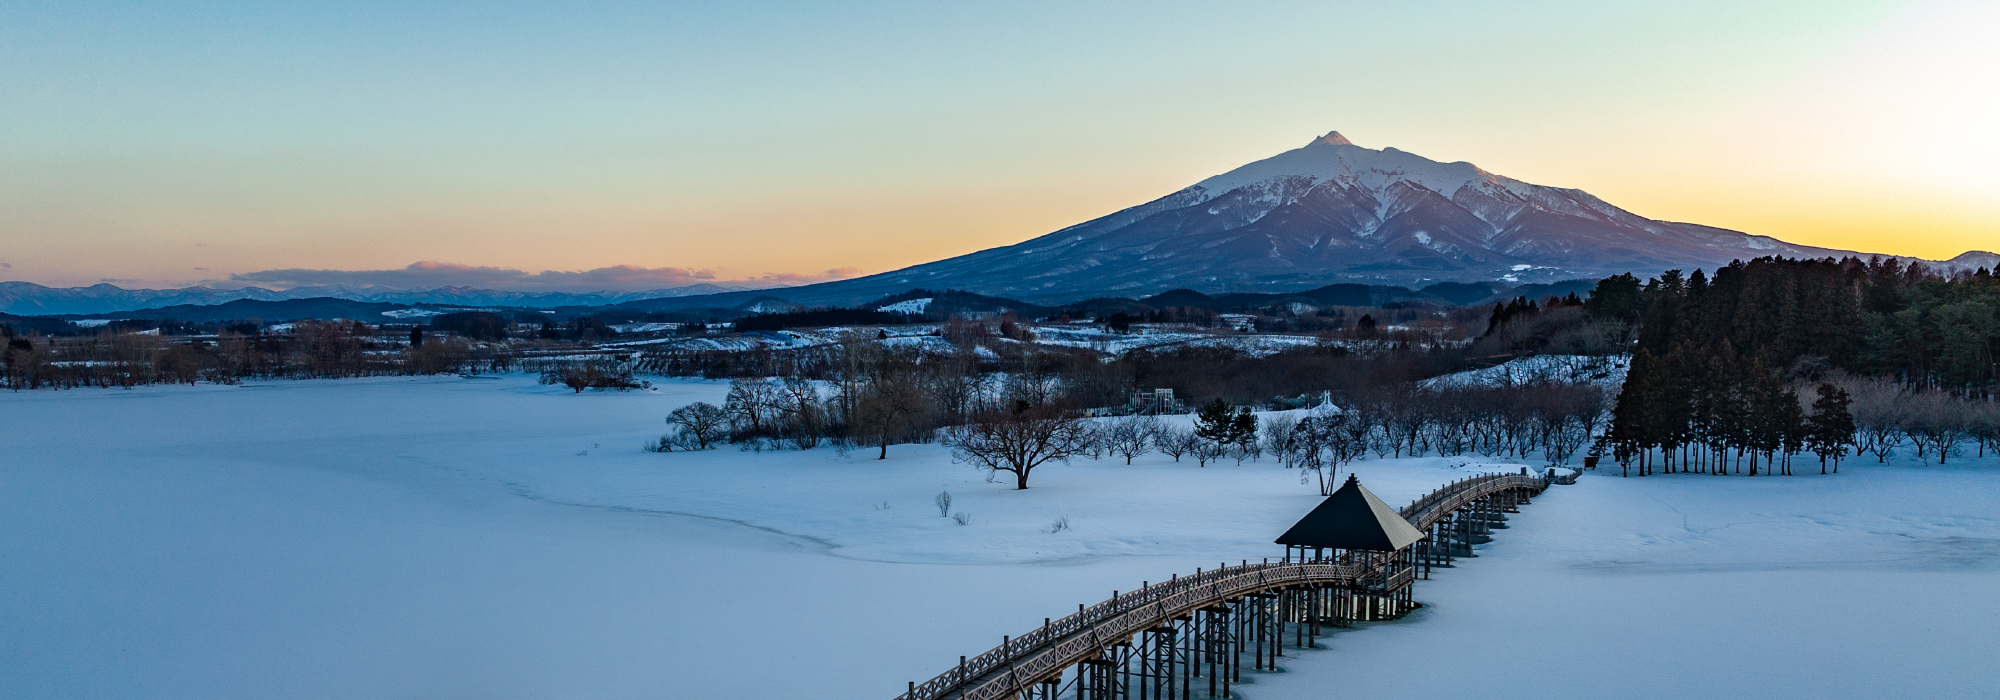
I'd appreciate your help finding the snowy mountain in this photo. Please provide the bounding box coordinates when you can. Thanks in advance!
[1935,250,2000,273]
[14,131,1988,316]
[0,283,292,316]
[798,131,1887,301]
[0,281,749,316]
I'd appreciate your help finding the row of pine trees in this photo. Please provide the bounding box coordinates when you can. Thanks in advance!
[1606,257,2000,475]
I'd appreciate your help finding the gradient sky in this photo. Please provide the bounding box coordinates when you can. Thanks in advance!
[3,0,1995,290]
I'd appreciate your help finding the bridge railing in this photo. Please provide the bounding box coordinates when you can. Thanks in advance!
[896,471,1553,700]
[1400,473,1547,530]
[897,559,1369,700]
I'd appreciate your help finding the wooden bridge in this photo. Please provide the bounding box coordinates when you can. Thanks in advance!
[894,471,1555,700]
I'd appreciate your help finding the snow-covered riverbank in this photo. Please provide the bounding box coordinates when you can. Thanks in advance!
[2,375,1993,699]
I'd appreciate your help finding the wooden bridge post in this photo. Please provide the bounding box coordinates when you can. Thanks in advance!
[1174,618,1187,700]
[1229,599,1245,687]
[1305,588,1317,648]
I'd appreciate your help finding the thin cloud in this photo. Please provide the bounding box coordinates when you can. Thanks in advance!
[224,261,859,292]
[743,267,863,286]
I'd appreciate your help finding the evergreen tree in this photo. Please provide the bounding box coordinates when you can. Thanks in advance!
[1608,255,2000,478]
[1193,398,1255,452]
[1585,273,1644,324]
[1806,383,1856,474]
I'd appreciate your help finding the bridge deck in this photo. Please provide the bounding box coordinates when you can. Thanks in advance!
[897,472,1550,700]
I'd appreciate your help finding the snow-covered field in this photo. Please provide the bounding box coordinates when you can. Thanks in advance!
[1032,325,1361,358]
[1421,353,1630,389]
[2,376,1995,699]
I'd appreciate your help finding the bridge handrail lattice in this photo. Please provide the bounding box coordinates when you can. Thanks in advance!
[1399,473,1544,531]
[899,560,1367,700]
[894,471,1550,700]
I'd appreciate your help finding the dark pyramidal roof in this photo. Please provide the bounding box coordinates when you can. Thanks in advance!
[1275,474,1427,551]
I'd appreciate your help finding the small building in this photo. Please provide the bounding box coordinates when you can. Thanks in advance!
[1274,473,1430,621]
[1129,388,1185,414]
[1273,391,1335,411]
[1275,474,1426,558]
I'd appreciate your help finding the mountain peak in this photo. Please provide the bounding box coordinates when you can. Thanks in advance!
[1309,131,1355,147]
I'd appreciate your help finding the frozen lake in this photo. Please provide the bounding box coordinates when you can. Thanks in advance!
[3,375,1995,699]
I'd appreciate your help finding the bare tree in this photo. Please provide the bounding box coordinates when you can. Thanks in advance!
[1290,414,1332,492]
[1001,351,1064,408]
[1191,436,1225,467]
[918,350,985,425]
[1843,377,1909,463]
[724,377,784,437]
[1104,415,1161,464]
[1294,409,1368,494]
[944,405,1096,489]
[829,330,874,428]
[776,376,826,449]
[1970,401,2000,459]
[856,361,928,459]
[1262,414,1300,467]
[1903,391,1969,464]
[1543,415,1590,466]
[664,402,730,450]
[1155,426,1196,462]
[1078,421,1109,460]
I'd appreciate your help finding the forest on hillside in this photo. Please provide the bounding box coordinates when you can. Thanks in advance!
[1608,257,2000,475]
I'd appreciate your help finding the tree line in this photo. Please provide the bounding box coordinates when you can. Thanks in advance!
[646,337,1614,491]
[1607,257,2000,475]
[1,321,528,389]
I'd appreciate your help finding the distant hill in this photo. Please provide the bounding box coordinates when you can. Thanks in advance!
[11,132,1991,319]
[606,130,1935,310]
[1418,282,1510,306]
[0,280,752,316]
[1489,280,1600,306]
[60,297,408,324]
[0,312,79,335]
[1139,283,1434,311]
[1422,279,1599,307]
[864,289,1052,320]
[556,131,1995,313]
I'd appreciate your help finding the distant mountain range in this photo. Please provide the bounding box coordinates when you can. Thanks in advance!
[680,131,1986,306]
[0,281,751,316]
[8,130,1994,318]
[521,131,1997,312]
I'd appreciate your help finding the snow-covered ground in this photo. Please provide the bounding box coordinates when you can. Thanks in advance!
[590,323,1355,359]
[1421,353,1630,389]
[1001,324,1212,354]
[607,322,679,334]
[594,325,942,352]
[1032,325,1353,358]
[2,376,1994,699]
[876,298,933,314]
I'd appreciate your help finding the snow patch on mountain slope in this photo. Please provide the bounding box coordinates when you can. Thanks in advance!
[379,308,449,319]
[1187,135,1540,217]
[1421,354,1630,390]
[876,298,932,314]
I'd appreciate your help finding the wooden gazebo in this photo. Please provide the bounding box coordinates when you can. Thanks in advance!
[1275,473,1426,561]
